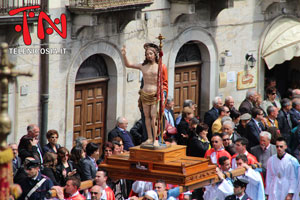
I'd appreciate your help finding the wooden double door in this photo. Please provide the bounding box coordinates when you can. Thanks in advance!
[73,79,107,146]
[173,63,201,118]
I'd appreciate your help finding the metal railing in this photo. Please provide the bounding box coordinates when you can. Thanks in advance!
[69,0,153,9]
[0,0,43,15]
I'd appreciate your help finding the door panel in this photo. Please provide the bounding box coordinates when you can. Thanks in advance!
[174,65,201,119]
[73,81,107,148]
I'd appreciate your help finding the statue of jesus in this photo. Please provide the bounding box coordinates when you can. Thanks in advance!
[121,43,161,147]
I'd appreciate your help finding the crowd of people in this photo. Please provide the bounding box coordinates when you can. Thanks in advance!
[9,77,300,200]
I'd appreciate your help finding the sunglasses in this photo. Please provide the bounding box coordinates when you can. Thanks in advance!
[211,141,219,143]
[90,192,99,195]
[276,145,284,148]
[223,138,230,141]
[272,93,276,95]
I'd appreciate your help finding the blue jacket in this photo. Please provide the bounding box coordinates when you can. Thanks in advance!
[17,171,53,200]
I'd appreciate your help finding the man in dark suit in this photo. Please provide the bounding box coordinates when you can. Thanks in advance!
[277,98,293,146]
[18,124,43,164]
[204,96,223,139]
[9,143,21,177]
[80,142,99,181]
[239,89,257,115]
[250,131,276,179]
[290,98,300,127]
[246,108,266,149]
[225,178,251,200]
[108,117,134,151]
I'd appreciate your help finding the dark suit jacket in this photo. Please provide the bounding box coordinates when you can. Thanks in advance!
[188,135,210,157]
[176,119,190,145]
[12,156,21,176]
[290,108,300,128]
[204,107,219,139]
[108,127,134,150]
[239,99,253,115]
[80,157,97,181]
[277,109,292,139]
[225,194,251,200]
[246,119,265,149]
[43,143,61,154]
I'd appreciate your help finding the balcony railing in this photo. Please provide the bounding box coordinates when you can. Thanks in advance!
[69,0,153,10]
[0,0,44,15]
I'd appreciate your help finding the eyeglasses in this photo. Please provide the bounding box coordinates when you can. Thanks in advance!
[223,138,230,141]
[50,136,58,139]
[211,141,219,143]
[271,93,276,95]
[90,192,99,195]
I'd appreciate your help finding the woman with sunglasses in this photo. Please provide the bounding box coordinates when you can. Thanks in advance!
[56,147,76,186]
[262,86,281,115]
[43,129,61,154]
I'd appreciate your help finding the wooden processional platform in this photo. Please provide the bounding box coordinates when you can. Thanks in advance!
[99,145,217,190]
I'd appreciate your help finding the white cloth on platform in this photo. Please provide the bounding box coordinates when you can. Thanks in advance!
[132,181,153,197]
[266,153,298,200]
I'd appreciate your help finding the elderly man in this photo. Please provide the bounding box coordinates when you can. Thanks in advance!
[15,157,54,200]
[222,121,241,143]
[204,96,223,139]
[266,137,299,200]
[204,133,231,165]
[18,124,43,164]
[9,143,21,176]
[224,96,238,115]
[236,113,251,138]
[164,96,176,127]
[250,131,276,179]
[231,138,258,169]
[239,89,257,115]
[90,185,103,200]
[108,117,134,151]
[263,105,279,129]
[277,98,293,145]
[211,106,230,134]
[290,98,300,127]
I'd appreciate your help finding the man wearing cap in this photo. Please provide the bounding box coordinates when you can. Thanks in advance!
[176,107,194,145]
[122,44,167,147]
[16,157,54,200]
[236,113,251,138]
[266,137,298,200]
[204,96,223,139]
[225,178,251,200]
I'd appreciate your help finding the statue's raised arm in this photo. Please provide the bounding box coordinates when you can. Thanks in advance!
[121,45,142,70]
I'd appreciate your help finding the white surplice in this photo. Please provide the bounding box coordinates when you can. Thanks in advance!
[203,178,233,200]
[266,153,298,200]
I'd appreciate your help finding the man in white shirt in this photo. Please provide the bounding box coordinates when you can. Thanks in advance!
[266,137,298,200]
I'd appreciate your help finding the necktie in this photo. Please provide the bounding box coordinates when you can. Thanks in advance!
[287,113,292,128]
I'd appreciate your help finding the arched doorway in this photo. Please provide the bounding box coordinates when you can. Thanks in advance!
[173,42,201,118]
[73,54,109,147]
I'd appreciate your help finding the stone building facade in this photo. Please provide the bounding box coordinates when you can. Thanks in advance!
[2,0,300,150]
